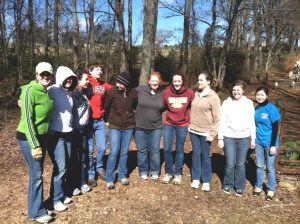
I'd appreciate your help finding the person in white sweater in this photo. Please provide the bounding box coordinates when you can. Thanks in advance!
[218,80,255,196]
[47,66,78,212]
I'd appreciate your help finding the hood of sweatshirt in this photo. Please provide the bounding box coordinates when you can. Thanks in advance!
[170,84,189,95]
[55,66,78,86]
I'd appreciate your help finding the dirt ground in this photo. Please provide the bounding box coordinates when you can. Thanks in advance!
[1,65,300,224]
[0,105,300,224]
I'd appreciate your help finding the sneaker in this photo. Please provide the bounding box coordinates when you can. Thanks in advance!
[162,174,173,184]
[173,175,182,185]
[107,182,115,190]
[72,188,81,196]
[63,196,73,204]
[97,170,105,181]
[191,180,200,189]
[151,174,159,181]
[252,187,262,197]
[202,183,210,192]
[54,201,67,212]
[88,178,98,187]
[140,174,149,180]
[235,190,243,197]
[81,184,91,192]
[120,178,130,186]
[265,191,274,201]
[222,188,231,194]
[35,215,53,223]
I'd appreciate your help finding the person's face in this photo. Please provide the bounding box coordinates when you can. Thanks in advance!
[148,75,160,91]
[232,85,244,100]
[36,72,53,88]
[172,75,183,90]
[63,77,74,89]
[256,90,268,103]
[78,73,89,89]
[198,74,210,90]
[116,82,126,91]
[89,66,103,79]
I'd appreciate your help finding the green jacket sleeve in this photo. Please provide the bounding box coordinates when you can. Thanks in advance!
[22,87,40,149]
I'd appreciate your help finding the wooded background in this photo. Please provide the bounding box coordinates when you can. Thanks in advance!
[0,0,300,88]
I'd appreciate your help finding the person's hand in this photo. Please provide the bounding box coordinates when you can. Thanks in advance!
[270,146,276,155]
[218,139,224,148]
[31,147,43,160]
[250,139,256,149]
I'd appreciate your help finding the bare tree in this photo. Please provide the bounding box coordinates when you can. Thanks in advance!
[89,0,96,62]
[44,0,50,57]
[128,0,132,71]
[14,0,24,80]
[28,0,34,72]
[0,0,8,69]
[54,0,59,56]
[72,0,79,70]
[140,0,158,85]
[179,0,192,73]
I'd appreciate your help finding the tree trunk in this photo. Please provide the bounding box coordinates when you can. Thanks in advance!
[139,0,158,85]
[83,0,89,66]
[89,0,96,62]
[44,0,50,57]
[115,0,128,72]
[179,0,192,73]
[28,0,34,72]
[127,0,132,72]
[54,0,59,56]
[0,0,8,69]
[72,0,79,70]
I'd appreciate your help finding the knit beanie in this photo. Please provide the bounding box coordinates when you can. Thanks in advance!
[115,71,131,86]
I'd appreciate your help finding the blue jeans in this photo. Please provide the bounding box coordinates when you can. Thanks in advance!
[17,137,48,220]
[190,133,211,183]
[87,119,106,179]
[223,137,250,191]
[135,128,162,176]
[105,128,134,182]
[68,129,88,189]
[47,132,72,203]
[255,143,277,192]
[163,124,188,176]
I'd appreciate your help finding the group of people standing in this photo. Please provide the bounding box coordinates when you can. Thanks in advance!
[16,62,280,223]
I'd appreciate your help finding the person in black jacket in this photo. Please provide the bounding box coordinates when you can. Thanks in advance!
[104,72,138,189]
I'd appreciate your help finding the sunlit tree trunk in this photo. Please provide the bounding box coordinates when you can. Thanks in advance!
[54,0,59,56]
[72,0,79,70]
[89,0,96,62]
[14,0,23,80]
[28,0,34,72]
[44,0,50,57]
[127,0,132,72]
[0,0,8,69]
[139,0,158,85]
[179,0,192,74]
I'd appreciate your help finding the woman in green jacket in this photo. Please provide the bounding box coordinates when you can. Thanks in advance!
[16,62,54,223]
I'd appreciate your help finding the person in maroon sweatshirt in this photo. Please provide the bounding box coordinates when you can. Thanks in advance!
[162,72,194,185]
[86,63,112,187]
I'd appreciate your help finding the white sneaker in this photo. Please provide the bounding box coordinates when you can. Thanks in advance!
[62,196,72,204]
[162,174,173,184]
[72,188,81,196]
[151,174,159,181]
[191,180,200,189]
[54,201,67,212]
[140,174,148,180]
[173,175,182,185]
[35,214,53,223]
[81,184,91,192]
[202,183,210,192]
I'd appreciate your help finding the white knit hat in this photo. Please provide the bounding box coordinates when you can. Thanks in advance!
[36,62,53,75]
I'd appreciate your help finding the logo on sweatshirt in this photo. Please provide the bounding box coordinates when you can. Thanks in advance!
[260,113,269,119]
[168,97,187,109]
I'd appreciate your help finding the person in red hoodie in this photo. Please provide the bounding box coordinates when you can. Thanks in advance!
[162,72,194,185]
[86,63,112,187]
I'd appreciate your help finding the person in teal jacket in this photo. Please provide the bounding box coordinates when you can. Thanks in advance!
[16,62,54,223]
